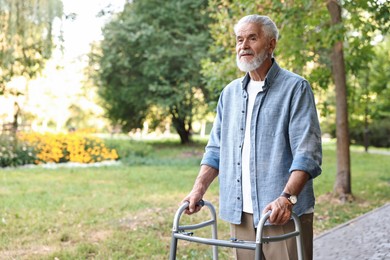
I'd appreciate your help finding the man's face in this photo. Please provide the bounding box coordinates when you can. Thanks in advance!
[235,22,270,72]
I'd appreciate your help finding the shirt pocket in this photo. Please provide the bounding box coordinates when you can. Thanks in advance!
[260,107,287,137]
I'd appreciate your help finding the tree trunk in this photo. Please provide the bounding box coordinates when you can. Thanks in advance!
[177,128,191,144]
[12,101,20,134]
[327,0,352,200]
[363,72,370,152]
[171,116,192,144]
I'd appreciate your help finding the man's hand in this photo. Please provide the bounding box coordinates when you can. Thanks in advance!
[262,170,309,225]
[262,197,293,225]
[181,191,204,215]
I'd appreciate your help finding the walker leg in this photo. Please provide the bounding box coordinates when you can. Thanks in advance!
[211,220,218,260]
[255,243,262,260]
[169,234,178,260]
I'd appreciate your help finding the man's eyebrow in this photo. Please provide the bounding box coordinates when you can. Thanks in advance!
[236,33,258,39]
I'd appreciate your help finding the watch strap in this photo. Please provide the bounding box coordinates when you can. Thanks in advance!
[280,192,292,199]
[280,192,297,205]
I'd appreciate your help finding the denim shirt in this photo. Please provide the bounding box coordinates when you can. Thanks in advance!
[200,60,322,226]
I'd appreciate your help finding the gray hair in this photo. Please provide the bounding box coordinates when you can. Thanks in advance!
[234,15,279,41]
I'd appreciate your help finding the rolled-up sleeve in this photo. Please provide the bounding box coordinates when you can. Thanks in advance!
[200,91,224,170]
[288,81,322,179]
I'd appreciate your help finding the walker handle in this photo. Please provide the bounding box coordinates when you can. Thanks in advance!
[197,199,205,207]
[182,199,204,210]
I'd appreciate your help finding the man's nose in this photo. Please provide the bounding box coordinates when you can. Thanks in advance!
[242,38,250,48]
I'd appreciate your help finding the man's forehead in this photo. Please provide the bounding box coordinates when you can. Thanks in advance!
[235,22,262,37]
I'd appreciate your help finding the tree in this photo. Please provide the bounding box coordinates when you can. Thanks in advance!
[349,37,390,149]
[0,0,63,133]
[326,0,351,199]
[91,0,212,144]
[367,38,390,127]
[0,0,63,94]
[327,0,389,198]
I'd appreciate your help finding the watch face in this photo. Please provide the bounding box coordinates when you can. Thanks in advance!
[290,195,298,204]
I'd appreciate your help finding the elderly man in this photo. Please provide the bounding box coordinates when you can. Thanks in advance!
[182,15,322,260]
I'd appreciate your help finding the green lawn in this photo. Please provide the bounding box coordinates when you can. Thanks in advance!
[0,140,389,259]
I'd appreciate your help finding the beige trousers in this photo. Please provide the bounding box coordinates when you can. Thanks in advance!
[230,212,313,260]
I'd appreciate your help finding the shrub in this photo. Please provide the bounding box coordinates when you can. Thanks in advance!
[103,139,152,159]
[350,119,390,148]
[0,134,37,167]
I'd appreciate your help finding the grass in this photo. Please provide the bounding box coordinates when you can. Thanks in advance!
[313,142,390,233]
[0,139,389,259]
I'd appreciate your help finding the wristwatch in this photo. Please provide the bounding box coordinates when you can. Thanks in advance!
[280,192,298,205]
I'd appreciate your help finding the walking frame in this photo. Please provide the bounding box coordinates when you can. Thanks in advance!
[169,200,304,260]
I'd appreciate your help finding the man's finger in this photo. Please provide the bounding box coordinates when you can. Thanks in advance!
[262,204,271,214]
[269,209,279,224]
[188,200,195,213]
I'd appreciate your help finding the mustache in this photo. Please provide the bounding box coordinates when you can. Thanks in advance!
[238,50,255,57]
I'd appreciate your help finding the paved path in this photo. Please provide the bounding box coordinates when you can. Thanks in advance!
[313,203,390,260]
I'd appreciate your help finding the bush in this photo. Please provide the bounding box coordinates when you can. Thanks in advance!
[103,139,152,159]
[0,134,37,167]
[350,119,390,148]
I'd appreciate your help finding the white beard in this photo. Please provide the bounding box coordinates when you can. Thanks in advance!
[236,49,268,72]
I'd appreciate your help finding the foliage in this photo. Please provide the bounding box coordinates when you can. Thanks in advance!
[90,0,213,144]
[0,0,63,94]
[0,141,389,259]
[348,37,390,148]
[104,138,153,159]
[350,119,390,148]
[367,38,390,120]
[0,134,36,167]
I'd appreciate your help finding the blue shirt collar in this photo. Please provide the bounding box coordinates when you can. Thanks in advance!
[241,58,280,90]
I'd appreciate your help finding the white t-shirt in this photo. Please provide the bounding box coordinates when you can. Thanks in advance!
[242,79,265,213]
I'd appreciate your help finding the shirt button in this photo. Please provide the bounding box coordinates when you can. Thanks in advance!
[237,162,240,166]
[237,179,240,182]
[237,197,240,200]
[241,110,244,113]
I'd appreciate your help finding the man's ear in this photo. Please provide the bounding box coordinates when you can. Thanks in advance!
[269,38,277,54]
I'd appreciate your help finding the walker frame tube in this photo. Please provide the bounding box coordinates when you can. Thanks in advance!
[169,200,304,260]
